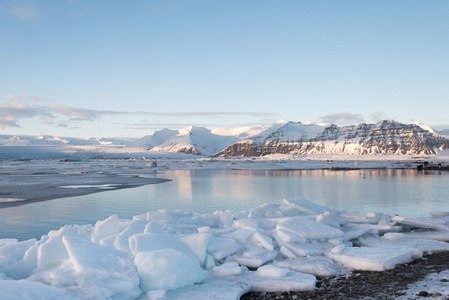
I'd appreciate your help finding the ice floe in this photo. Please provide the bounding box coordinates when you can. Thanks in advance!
[2,198,449,299]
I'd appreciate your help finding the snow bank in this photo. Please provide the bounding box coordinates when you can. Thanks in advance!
[2,199,449,299]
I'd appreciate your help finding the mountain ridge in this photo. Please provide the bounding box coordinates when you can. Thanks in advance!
[2,120,449,157]
[132,120,449,157]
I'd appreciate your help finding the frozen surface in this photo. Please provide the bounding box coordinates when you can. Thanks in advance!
[2,198,449,299]
[0,160,169,209]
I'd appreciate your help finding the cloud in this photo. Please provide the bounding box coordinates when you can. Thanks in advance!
[48,103,121,121]
[152,112,274,117]
[319,112,365,125]
[0,102,276,130]
[40,116,54,125]
[370,111,391,123]
[117,122,219,130]
[95,93,113,98]
[4,94,48,102]
[0,103,50,128]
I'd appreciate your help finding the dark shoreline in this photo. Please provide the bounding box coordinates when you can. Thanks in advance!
[0,172,170,209]
[241,252,449,300]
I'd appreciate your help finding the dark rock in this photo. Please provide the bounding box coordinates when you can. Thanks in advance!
[417,291,428,297]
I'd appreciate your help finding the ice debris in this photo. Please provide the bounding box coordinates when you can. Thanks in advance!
[2,198,449,299]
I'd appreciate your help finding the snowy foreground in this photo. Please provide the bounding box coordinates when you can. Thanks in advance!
[2,199,449,299]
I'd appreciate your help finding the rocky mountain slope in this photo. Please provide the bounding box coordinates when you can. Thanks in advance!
[133,120,449,157]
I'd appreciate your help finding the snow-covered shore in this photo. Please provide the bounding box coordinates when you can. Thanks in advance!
[2,198,449,299]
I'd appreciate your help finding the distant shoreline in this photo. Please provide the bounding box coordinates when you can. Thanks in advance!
[0,178,170,209]
[0,160,172,209]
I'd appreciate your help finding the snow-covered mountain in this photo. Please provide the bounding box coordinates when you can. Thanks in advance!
[129,121,291,156]
[129,126,237,156]
[132,120,449,157]
[2,120,449,157]
[215,120,449,157]
[0,135,131,146]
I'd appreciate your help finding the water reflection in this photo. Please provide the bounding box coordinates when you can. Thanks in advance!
[0,169,448,241]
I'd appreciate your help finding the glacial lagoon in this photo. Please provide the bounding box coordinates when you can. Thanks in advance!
[1,168,448,241]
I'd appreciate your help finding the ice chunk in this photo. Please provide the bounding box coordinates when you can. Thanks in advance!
[0,279,66,299]
[257,265,290,278]
[341,226,373,241]
[279,246,297,259]
[165,276,250,300]
[21,237,49,271]
[383,232,405,240]
[0,238,36,268]
[91,214,121,243]
[331,244,345,254]
[230,248,278,268]
[234,219,259,230]
[37,226,82,269]
[274,256,347,277]
[273,228,307,244]
[340,212,382,224]
[248,269,316,292]
[282,242,324,257]
[403,231,449,242]
[212,262,242,276]
[357,236,449,254]
[134,248,205,291]
[207,237,241,261]
[144,222,166,234]
[329,246,422,271]
[283,198,330,215]
[316,211,346,227]
[392,215,449,231]
[129,233,200,265]
[204,254,216,269]
[248,203,282,218]
[177,233,210,266]
[343,223,401,235]
[252,232,274,251]
[62,235,141,298]
[429,211,449,217]
[276,216,344,240]
[218,228,256,244]
[98,234,117,248]
[114,220,146,252]
[146,290,166,300]
[0,239,19,247]
[198,226,210,233]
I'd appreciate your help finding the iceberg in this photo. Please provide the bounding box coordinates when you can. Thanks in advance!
[1,199,449,299]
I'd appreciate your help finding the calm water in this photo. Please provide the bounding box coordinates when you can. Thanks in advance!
[1,169,448,241]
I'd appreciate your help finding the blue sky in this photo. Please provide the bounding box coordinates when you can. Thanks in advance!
[1,0,448,138]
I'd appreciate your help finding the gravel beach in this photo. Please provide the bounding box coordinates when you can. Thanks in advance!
[241,252,449,300]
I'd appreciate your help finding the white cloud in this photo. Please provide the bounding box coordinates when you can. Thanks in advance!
[0,102,276,131]
[0,103,50,128]
[319,112,365,125]
[95,93,113,98]
[48,103,121,121]
[370,111,391,123]
[4,94,47,102]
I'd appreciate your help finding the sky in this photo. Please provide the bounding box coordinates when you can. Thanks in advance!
[1,0,448,138]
